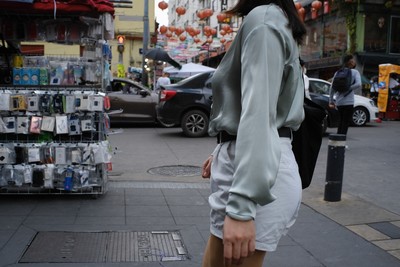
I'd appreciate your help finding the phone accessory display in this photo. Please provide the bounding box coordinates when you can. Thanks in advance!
[68,115,81,135]
[53,94,64,113]
[64,167,73,191]
[75,94,90,111]
[29,116,42,134]
[70,146,82,164]
[2,117,16,133]
[10,95,27,111]
[0,93,11,111]
[89,95,104,111]
[27,95,40,111]
[14,145,26,164]
[41,116,56,132]
[63,94,76,113]
[44,164,55,189]
[81,115,94,132]
[27,146,41,163]
[55,146,67,165]
[16,116,30,134]
[0,144,16,164]
[55,115,68,134]
[40,94,53,113]
[32,166,45,187]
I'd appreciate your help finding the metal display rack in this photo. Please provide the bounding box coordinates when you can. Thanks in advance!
[0,4,114,197]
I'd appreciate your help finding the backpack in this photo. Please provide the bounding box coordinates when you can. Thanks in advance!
[292,97,327,189]
[332,68,352,93]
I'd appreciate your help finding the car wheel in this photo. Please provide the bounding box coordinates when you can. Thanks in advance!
[352,107,368,126]
[181,110,209,137]
[157,119,175,128]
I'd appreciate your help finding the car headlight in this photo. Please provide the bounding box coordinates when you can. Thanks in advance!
[369,100,376,106]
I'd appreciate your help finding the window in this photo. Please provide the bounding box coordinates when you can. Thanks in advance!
[389,16,400,54]
[364,14,388,53]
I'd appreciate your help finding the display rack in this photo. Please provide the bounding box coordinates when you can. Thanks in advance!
[0,2,114,197]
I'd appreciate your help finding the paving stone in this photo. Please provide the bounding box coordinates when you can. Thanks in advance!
[165,195,207,206]
[368,222,400,239]
[373,239,400,251]
[347,224,390,241]
[388,250,400,260]
[125,205,172,217]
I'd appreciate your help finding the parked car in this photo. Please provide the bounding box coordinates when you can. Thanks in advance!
[308,78,379,133]
[106,77,161,124]
[156,71,214,137]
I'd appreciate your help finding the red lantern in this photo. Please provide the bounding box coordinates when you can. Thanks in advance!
[169,26,176,33]
[165,31,173,38]
[179,35,186,42]
[222,24,231,32]
[297,7,305,21]
[324,1,330,13]
[217,13,227,23]
[295,2,302,10]
[194,37,201,43]
[159,25,168,34]
[311,0,322,10]
[197,10,205,19]
[210,28,217,36]
[185,26,193,33]
[176,6,186,16]
[220,38,226,44]
[158,1,168,11]
[206,37,213,44]
[220,30,226,36]
[175,27,184,35]
[204,9,213,18]
[311,8,318,19]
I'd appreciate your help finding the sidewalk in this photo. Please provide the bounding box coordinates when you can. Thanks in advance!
[0,124,400,266]
[0,180,399,267]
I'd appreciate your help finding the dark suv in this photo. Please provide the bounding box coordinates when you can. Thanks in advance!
[156,71,214,137]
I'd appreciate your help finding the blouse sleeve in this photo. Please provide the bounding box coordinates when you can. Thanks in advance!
[225,25,287,221]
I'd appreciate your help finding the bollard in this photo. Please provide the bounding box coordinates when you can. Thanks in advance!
[324,134,346,202]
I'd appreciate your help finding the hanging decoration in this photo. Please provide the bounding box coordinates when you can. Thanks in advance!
[311,0,322,19]
[204,9,214,18]
[217,13,227,23]
[168,25,176,33]
[194,37,201,43]
[165,31,173,38]
[220,30,226,36]
[179,35,186,41]
[158,1,168,11]
[176,6,186,16]
[324,1,330,13]
[220,38,226,44]
[197,10,206,20]
[297,7,306,21]
[159,25,168,34]
[295,2,302,10]
[206,37,213,44]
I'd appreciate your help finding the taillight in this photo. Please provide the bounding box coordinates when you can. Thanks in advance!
[159,90,177,101]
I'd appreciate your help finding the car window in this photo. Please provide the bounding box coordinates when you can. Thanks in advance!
[309,80,330,95]
[175,72,213,88]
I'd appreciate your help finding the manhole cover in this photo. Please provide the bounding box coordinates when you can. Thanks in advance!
[20,231,187,263]
[148,165,201,177]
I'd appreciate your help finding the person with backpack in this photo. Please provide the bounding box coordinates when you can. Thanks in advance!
[329,54,361,135]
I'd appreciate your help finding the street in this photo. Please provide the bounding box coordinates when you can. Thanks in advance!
[109,121,400,216]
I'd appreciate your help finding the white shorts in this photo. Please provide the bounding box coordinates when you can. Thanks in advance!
[208,137,302,252]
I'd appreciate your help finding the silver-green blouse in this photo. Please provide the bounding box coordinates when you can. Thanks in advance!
[208,4,305,221]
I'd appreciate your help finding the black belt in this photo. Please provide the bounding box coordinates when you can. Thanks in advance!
[217,127,292,144]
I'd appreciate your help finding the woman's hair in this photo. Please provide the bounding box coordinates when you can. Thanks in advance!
[225,0,307,44]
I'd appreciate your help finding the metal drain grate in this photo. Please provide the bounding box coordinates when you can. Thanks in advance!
[148,165,202,177]
[20,231,187,263]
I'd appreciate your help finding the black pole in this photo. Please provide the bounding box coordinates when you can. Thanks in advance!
[324,134,346,202]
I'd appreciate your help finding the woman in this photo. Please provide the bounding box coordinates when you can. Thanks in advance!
[201,0,306,266]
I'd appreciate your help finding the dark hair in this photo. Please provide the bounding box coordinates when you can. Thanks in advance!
[343,54,354,66]
[225,0,306,44]
[299,58,305,67]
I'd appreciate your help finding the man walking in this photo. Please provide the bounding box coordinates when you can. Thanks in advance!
[329,54,361,135]
[155,72,171,91]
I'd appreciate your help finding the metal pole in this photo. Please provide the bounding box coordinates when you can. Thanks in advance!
[142,0,149,86]
[324,134,346,202]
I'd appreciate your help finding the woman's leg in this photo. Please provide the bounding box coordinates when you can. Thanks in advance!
[202,234,266,267]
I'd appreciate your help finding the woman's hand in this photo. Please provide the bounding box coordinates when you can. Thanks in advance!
[202,155,213,178]
[223,216,256,266]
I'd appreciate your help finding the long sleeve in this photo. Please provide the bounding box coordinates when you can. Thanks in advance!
[208,5,304,221]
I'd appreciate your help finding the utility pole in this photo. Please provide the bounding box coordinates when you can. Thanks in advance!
[142,0,149,86]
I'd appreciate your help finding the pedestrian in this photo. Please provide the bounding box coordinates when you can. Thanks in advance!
[155,72,171,91]
[329,54,361,135]
[369,75,379,103]
[201,0,306,266]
